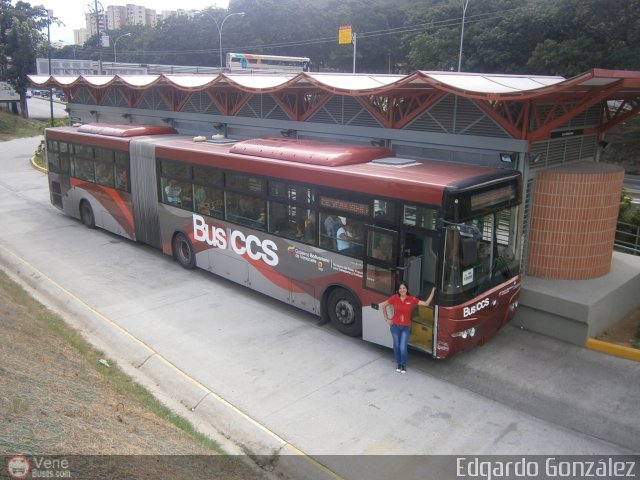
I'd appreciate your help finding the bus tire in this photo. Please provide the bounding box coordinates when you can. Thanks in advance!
[327,288,362,337]
[80,201,96,229]
[173,232,195,269]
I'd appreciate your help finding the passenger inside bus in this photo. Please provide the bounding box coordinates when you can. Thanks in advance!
[194,186,224,218]
[336,222,361,255]
[253,210,266,230]
[295,220,306,240]
[226,193,266,228]
[116,169,128,191]
[165,179,182,206]
[320,214,340,248]
[304,216,316,244]
[373,235,393,262]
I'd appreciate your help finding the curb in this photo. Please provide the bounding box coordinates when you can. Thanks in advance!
[0,244,340,480]
[31,154,47,173]
[585,338,640,362]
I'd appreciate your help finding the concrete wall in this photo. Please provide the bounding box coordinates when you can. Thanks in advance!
[514,252,640,345]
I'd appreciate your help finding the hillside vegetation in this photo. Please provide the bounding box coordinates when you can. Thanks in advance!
[0,109,45,140]
[602,115,640,175]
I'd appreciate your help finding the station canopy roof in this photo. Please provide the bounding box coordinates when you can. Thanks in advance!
[28,68,640,101]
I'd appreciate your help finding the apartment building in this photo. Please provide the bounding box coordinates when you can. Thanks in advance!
[74,4,190,45]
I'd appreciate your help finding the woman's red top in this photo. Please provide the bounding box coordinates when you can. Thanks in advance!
[386,294,419,326]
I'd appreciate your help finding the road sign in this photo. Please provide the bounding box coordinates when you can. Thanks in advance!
[0,82,20,101]
[339,25,352,45]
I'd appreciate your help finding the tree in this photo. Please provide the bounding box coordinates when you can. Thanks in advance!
[0,0,52,117]
[527,0,640,76]
[41,0,640,76]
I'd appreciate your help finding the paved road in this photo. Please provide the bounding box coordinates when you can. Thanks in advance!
[625,174,640,191]
[1,137,639,479]
[626,174,640,204]
[26,95,68,121]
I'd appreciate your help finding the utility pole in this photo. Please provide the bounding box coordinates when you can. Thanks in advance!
[352,32,357,74]
[457,0,470,72]
[92,0,104,74]
[47,10,54,126]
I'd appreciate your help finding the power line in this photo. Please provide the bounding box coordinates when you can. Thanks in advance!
[358,6,528,39]
[73,5,532,58]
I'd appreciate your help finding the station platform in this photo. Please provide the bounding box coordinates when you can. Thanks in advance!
[514,251,640,347]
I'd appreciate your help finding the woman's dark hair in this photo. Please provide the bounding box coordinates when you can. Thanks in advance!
[396,282,410,296]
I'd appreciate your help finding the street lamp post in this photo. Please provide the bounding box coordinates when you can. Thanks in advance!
[46,9,54,127]
[93,0,104,74]
[114,32,132,62]
[211,12,245,71]
[457,0,470,72]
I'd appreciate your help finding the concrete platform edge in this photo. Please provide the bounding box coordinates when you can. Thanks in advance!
[585,338,640,362]
[514,252,640,346]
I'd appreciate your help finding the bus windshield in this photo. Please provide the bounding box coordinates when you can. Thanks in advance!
[442,206,520,301]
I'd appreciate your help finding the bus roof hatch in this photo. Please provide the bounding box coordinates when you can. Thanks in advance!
[229,138,394,167]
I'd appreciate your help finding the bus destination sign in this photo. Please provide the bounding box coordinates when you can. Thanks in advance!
[470,185,516,210]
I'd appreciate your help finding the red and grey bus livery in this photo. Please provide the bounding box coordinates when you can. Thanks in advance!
[45,123,522,359]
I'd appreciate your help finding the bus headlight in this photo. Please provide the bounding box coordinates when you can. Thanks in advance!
[450,327,477,339]
[509,301,518,313]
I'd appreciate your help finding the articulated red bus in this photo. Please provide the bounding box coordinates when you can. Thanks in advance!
[45,123,522,359]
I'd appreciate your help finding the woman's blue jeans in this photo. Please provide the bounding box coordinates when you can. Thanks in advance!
[390,324,411,366]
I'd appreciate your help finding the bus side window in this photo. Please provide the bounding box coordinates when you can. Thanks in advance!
[95,162,115,187]
[194,185,223,218]
[226,192,266,229]
[115,168,128,192]
[372,233,393,263]
[162,178,190,208]
[320,213,339,248]
[373,199,396,224]
[269,202,316,244]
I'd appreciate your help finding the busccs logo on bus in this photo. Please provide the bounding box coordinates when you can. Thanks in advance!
[192,214,279,266]
[463,298,490,318]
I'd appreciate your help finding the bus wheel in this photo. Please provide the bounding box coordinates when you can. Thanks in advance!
[80,201,96,229]
[327,288,362,337]
[173,233,195,269]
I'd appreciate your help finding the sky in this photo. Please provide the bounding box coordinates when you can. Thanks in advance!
[32,0,229,44]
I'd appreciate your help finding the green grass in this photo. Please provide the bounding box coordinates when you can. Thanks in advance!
[0,108,46,140]
[33,140,46,169]
[0,269,225,454]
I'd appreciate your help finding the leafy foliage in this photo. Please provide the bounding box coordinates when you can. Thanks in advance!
[2,0,640,78]
[0,0,54,116]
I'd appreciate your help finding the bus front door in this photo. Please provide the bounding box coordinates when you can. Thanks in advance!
[361,226,398,347]
[402,231,438,355]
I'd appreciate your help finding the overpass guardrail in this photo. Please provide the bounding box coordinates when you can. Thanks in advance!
[615,220,640,255]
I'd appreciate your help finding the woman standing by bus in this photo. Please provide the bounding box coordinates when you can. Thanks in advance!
[379,283,435,373]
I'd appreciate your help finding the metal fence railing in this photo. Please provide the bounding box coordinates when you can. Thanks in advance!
[615,220,640,255]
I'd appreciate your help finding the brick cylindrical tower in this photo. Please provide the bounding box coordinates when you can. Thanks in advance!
[526,162,625,280]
